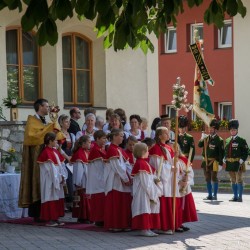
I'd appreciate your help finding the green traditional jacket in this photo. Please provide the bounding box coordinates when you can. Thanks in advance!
[224,135,249,172]
[198,134,224,168]
[178,133,195,162]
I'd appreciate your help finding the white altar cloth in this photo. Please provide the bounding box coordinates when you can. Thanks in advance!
[0,173,28,220]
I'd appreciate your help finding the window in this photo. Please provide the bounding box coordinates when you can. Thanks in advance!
[218,102,232,120]
[190,23,203,44]
[218,20,232,48]
[164,27,177,53]
[62,33,92,105]
[6,28,41,103]
[165,105,176,118]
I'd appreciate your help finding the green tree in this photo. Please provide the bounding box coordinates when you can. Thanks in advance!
[0,0,246,53]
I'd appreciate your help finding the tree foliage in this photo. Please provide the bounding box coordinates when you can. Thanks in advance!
[0,0,247,53]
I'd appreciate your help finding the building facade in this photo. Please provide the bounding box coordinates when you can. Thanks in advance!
[158,1,234,126]
[0,8,159,127]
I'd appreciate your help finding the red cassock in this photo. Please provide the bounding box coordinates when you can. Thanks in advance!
[178,156,198,224]
[70,148,91,220]
[124,149,135,166]
[37,147,65,221]
[104,143,132,230]
[87,142,107,222]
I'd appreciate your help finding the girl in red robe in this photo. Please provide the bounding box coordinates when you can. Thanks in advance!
[71,135,91,223]
[174,143,198,231]
[87,130,107,226]
[125,135,138,167]
[37,132,66,226]
[104,128,132,231]
[149,127,183,234]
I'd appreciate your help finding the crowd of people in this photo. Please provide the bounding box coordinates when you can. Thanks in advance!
[18,98,248,237]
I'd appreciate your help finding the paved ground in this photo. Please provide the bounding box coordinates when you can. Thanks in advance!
[0,192,250,250]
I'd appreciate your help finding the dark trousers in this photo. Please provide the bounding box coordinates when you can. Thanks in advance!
[65,168,73,204]
[203,164,218,183]
[28,200,41,219]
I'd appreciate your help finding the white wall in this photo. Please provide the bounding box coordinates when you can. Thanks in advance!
[105,36,159,127]
[234,0,250,143]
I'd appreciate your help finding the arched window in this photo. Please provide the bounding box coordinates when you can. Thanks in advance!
[62,33,92,106]
[6,27,41,103]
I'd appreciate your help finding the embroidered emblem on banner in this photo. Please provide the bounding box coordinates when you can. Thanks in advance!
[189,43,212,82]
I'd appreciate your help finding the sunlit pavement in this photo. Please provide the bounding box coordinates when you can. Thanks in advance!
[0,192,249,250]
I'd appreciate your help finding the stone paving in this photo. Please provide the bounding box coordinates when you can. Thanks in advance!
[0,192,250,250]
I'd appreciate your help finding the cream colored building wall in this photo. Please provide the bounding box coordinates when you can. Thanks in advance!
[0,10,159,130]
[234,0,250,143]
[105,34,159,127]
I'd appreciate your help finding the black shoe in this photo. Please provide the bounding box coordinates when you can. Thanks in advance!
[95,221,104,227]
[180,225,190,231]
[175,228,184,233]
[77,219,92,224]
[212,195,217,200]
[33,218,44,223]
[229,197,238,202]
[237,197,243,202]
[203,196,213,200]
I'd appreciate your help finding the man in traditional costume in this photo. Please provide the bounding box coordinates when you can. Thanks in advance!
[198,119,224,200]
[224,119,248,202]
[177,116,195,163]
[18,99,61,221]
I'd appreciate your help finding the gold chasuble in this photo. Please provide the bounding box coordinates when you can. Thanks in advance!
[18,115,61,208]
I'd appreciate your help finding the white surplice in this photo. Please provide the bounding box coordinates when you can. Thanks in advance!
[72,161,87,189]
[132,171,162,218]
[86,159,105,195]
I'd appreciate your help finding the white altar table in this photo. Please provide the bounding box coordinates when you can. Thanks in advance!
[0,173,28,220]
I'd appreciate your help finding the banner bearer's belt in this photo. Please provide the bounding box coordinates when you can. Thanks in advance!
[206,158,216,161]
[203,157,215,164]
[226,158,240,162]
[203,158,218,171]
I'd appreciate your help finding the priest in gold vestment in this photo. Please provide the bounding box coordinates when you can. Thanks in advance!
[18,99,62,221]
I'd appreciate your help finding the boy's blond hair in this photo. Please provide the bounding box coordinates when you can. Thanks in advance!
[133,143,148,159]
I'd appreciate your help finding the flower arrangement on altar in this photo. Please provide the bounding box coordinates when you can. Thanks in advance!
[2,95,22,108]
[172,77,192,112]
[1,147,17,165]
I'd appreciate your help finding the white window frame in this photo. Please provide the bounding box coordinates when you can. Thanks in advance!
[218,102,232,120]
[218,20,232,48]
[165,105,176,118]
[190,23,203,44]
[164,27,177,53]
